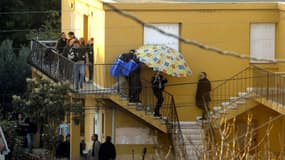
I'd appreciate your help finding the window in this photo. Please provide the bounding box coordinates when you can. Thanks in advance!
[250,23,275,63]
[144,24,179,51]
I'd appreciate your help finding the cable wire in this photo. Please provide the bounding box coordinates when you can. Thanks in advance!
[102,1,285,63]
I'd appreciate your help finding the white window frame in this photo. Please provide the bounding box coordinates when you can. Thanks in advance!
[250,23,276,63]
[144,23,180,51]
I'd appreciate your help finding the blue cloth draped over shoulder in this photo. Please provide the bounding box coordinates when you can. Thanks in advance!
[110,58,140,78]
[110,58,124,78]
[121,59,139,76]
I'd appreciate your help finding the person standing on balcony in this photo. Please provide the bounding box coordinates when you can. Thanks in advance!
[56,32,67,54]
[56,32,67,79]
[196,72,211,120]
[68,40,86,90]
[87,38,94,82]
[152,71,168,117]
[79,38,89,82]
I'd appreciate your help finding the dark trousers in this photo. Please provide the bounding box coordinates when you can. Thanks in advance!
[197,102,209,119]
[154,89,164,116]
[89,64,93,81]
[128,80,141,102]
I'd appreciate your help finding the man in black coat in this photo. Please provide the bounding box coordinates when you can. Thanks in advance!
[151,71,167,117]
[196,72,211,120]
[56,32,67,54]
[99,136,116,160]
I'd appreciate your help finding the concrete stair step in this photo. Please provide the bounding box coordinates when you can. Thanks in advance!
[183,139,203,145]
[213,106,222,111]
[247,87,254,92]
[183,134,203,140]
[180,121,201,129]
[218,107,228,114]
[221,101,230,107]
[181,129,204,135]
[238,91,252,98]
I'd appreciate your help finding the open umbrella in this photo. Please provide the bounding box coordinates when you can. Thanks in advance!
[135,44,192,77]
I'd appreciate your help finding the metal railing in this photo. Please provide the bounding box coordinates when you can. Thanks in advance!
[252,65,285,105]
[208,66,254,111]
[206,65,285,112]
[29,39,187,159]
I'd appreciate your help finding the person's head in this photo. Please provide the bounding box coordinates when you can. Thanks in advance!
[80,137,85,143]
[79,38,85,46]
[92,134,98,141]
[67,38,74,46]
[60,32,66,39]
[106,136,111,143]
[199,72,207,80]
[129,49,136,54]
[89,37,94,44]
[18,112,23,120]
[68,31,75,39]
[73,40,80,48]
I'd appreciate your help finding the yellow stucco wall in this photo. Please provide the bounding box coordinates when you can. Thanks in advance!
[237,105,284,155]
[103,3,282,121]
[61,1,285,120]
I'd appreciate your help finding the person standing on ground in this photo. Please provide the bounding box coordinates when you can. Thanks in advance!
[24,117,37,153]
[196,72,211,120]
[91,134,100,160]
[151,71,168,117]
[63,134,70,159]
[99,136,116,160]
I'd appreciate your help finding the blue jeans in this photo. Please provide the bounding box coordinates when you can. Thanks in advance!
[27,133,34,152]
[74,63,85,90]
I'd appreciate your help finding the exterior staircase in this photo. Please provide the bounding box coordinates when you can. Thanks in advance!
[108,94,168,133]
[197,66,257,123]
[180,121,204,160]
[29,40,188,159]
[204,88,258,123]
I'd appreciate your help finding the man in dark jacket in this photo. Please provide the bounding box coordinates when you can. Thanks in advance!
[87,38,94,82]
[56,32,67,54]
[68,40,86,90]
[196,72,211,120]
[128,51,142,104]
[152,71,168,117]
[99,136,116,160]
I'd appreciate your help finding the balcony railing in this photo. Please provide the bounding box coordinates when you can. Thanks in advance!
[29,39,187,159]
[206,65,285,114]
[252,65,285,106]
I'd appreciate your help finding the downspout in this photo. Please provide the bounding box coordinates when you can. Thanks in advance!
[112,106,115,143]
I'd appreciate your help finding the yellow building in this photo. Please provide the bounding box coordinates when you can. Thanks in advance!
[29,0,285,159]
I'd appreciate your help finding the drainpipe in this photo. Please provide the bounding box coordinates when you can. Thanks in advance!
[112,106,115,143]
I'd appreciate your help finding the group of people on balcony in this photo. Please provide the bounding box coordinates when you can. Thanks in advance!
[56,32,94,90]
